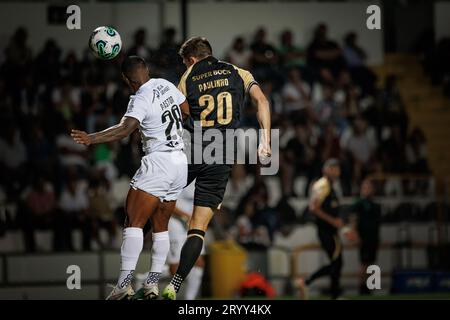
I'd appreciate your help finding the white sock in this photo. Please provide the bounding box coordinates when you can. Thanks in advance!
[117,227,143,289]
[184,266,204,300]
[145,231,170,286]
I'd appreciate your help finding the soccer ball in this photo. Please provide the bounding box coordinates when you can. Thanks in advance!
[89,26,122,60]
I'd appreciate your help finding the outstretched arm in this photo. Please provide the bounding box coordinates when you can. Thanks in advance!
[249,84,272,159]
[71,116,139,146]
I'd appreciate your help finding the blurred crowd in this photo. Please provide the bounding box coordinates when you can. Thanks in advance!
[0,24,431,252]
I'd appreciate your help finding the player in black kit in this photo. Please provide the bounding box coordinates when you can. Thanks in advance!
[297,159,357,299]
[162,37,272,299]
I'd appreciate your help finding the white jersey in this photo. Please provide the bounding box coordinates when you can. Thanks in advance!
[124,78,186,154]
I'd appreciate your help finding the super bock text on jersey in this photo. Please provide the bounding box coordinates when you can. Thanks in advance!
[178,56,258,134]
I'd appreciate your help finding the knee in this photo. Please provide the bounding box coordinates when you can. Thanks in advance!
[126,216,147,229]
[195,255,205,268]
[188,216,209,231]
[151,214,170,233]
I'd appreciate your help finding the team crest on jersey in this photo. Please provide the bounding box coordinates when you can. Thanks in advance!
[127,97,135,113]
[152,89,161,102]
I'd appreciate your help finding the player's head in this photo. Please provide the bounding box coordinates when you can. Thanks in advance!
[322,158,340,181]
[121,55,149,93]
[179,36,212,67]
[360,178,374,198]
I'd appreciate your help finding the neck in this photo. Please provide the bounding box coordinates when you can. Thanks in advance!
[190,55,211,67]
[132,76,150,93]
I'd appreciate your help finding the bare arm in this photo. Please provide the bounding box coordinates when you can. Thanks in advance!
[71,116,139,146]
[179,99,190,121]
[309,197,344,229]
[249,84,272,158]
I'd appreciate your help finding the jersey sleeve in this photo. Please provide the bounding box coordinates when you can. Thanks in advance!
[171,83,187,105]
[177,65,193,96]
[310,179,331,206]
[234,66,258,93]
[124,94,148,123]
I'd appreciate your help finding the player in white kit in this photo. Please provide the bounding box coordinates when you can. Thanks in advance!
[71,56,189,300]
[167,183,205,300]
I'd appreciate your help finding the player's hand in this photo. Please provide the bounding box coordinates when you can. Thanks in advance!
[71,129,92,146]
[258,141,272,164]
[342,226,359,242]
[334,218,345,229]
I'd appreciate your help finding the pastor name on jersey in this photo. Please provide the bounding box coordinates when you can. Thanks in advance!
[125,78,187,153]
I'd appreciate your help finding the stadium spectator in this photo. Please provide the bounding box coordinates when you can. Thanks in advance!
[406,127,429,174]
[279,30,307,73]
[379,75,408,138]
[57,168,90,251]
[34,39,62,86]
[280,121,316,196]
[340,116,377,190]
[260,79,283,124]
[21,176,56,252]
[316,123,341,165]
[26,123,55,175]
[51,77,82,121]
[380,124,406,173]
[127,28,152,61]
[223,164,254,213]
[226,37,251,70]
[342,32,376,96]
[307,23,346,84]
[56,120,88,169]
[233,183,274,249]
[281,68,311,115]
[0,123,27,197]
[61,51,82,85]
[250,27,279,81]
[311,84,340,126]
[154,27,184,83]
[87,170,117,248]
[3,27,32,108]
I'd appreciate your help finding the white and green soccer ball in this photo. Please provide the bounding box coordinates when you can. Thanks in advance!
[89,26,122,60]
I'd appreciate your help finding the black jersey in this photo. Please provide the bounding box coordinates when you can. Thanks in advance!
[177,56,258,208]
[178,56,257,134]
[310,177,340,234]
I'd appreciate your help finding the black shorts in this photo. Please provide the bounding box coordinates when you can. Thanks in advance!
[187,163,232,209]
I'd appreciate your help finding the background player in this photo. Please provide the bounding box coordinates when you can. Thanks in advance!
[297,159,356,300]
[162,37,272,299]
[168,183,205,300]
[71,56,189,300]
[351,178,381,295]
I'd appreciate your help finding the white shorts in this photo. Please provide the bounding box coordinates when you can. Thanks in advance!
[130,151,187,202]
[167,217,205,265]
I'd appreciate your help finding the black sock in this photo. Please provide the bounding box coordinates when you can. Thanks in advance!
[170,229,205,292]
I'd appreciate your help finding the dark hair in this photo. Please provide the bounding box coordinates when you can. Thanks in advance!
[323,158,340,169]
[344,32,357,46]
[179,36,212,60]
[121,55,147,78]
